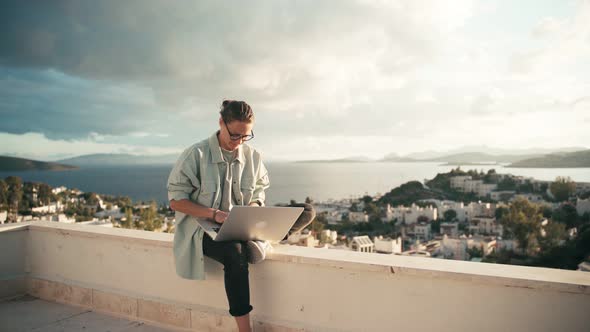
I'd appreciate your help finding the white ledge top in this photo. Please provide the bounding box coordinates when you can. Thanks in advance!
[270,245,590,294]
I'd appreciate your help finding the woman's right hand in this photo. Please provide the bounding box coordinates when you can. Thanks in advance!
[213,209,229,224]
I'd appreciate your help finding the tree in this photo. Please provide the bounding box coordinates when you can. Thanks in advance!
[84,192,100,205]
[0,179,8,210]
[139,201,161,231]
[540,205,553,218]
[538,221,567,253]
[5,176,23,216]
[431,220,441,234]
[443,209,457,222]
[467,245,484,259]
[550,176,575,202]
[363,202,380,219]
[37,183,53,206]
[495,206,509,220]
[552,203,579,229]
[483,169,497,184]
[417,215,429,223]
[500,198,544,256]
[497,177,517,191]
[517,181,534,194]
[121,208,133,229]
[311,218,325,235]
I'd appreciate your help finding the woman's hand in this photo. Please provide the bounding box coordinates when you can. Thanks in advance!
[212,209,229,224]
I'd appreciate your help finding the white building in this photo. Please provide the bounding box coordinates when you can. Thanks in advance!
[466,201,495,219]
[575,182,590,195]
[51,186,68,195]
[287,232,319,247]
[438,201,469,222]
[320,230,338,244]
[348,212,369,223]
[95,205,124,219]
[404,204,437,224]
[374,236,402,254]
[450,176,472,190]
[414,223,432,241]
[383,204,405,222]
[490,191,516,201]
[401,250,431,257]
[512,194,546,204]
[351,236,374,253]
[325,211,343,224]
[576,198,590,216]
[52,214,75,223]
[78,219,114,228]
[387,204,438,225]
[32,202,64,214]
[468,217,503,236]
[441,235,468,260]
[450,176,498,197]
[440,222,459,238]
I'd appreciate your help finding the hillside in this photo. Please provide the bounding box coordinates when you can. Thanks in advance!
[57,153,180,166]
[377,181,445,207]
[0,156,78,171]
[509,150,590,168]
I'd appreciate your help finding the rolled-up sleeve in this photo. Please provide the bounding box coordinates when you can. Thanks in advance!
[252,160,270,206]
[167,149,200,202]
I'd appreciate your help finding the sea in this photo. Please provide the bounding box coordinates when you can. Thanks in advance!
[2,162,590,206]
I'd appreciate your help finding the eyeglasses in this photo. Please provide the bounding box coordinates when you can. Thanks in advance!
[224,121,254,141]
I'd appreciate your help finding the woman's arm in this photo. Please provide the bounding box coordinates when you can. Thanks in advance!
[170,199,228,224]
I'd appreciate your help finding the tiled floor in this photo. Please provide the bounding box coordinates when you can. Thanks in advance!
[0,294,179,332]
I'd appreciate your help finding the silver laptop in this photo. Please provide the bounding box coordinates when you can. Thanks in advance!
[197,206,304,242]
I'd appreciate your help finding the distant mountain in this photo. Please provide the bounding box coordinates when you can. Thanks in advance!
[428,152,542,164]
[57,153,180,166]
[381,152,540,163]
[0,156,78,171]
[399,146,587,160]
[508,150,590,168]
[379,154,419,162]
[296,156,374,163]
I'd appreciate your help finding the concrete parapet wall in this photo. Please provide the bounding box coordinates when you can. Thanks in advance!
[1,221,589,332]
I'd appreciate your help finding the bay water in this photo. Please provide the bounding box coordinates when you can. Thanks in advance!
[1,162,589,206]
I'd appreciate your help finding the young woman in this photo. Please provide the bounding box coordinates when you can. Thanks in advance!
[167,100,314,331]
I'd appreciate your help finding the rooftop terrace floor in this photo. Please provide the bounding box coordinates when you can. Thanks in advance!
[0,294,179,332]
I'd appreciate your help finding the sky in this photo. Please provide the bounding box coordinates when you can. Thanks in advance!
[1,0,589,161]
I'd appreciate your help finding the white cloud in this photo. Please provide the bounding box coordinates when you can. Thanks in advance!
[510,1,590,77]
[0,1,588,161]
[0,132,181,161]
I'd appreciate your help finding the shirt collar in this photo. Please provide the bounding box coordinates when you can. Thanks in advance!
[209,131,245,164]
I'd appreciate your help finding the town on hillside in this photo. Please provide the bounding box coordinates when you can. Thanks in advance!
[1,168,589,271]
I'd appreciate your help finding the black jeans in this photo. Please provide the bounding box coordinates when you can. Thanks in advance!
[201,203,316,317]
[202,232,253,317]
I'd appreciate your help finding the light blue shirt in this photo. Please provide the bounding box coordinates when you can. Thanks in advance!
[167,131,270,280]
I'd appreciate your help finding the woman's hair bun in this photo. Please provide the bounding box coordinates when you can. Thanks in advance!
[221,100,233,108]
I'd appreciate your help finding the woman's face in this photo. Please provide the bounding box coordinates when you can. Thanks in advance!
[218,118,254,151]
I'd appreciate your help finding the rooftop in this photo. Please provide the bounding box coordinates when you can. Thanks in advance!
[1,221,589,331]
[1,294,175,332]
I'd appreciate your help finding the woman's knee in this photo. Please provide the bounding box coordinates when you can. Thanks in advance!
[222,241,249,267]
[289,203,316,233]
